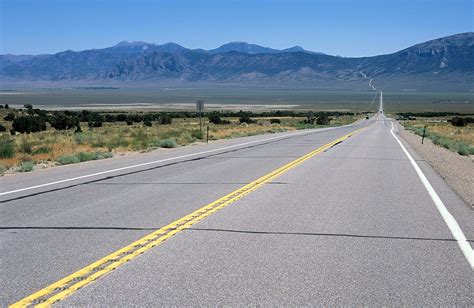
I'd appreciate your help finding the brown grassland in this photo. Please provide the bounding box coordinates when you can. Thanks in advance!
[0,111,359,174]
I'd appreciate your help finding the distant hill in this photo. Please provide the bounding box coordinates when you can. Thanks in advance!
[1,33,473,90]
[207,42,323,55]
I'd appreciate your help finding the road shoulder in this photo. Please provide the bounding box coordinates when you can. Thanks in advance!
[397,123,473,208]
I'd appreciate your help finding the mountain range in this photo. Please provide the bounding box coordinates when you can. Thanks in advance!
[1,33,473,90]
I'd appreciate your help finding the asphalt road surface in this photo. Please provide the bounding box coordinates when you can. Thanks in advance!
[1,115,472,306]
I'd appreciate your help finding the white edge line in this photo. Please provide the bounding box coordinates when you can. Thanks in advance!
[390,121,473,269]
[1,125,354,196]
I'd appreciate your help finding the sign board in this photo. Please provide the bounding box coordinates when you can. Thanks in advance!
[196,100,204,113]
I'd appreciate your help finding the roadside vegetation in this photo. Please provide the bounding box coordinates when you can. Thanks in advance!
[399,113,474,156]
[0,105,362,174]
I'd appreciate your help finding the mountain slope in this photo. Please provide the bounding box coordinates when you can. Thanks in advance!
[1,33,472,90]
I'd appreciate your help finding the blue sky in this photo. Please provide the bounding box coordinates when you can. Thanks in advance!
[1,0,472,57]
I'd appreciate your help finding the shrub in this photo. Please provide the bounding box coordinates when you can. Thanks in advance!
[0,164,6,176]
[18,161,34,172]
[88,120,103,128]
[449,117,466,127]
[208,112,223,124]
[57,151,112,165]
[106,136,129,150]
[32,146,52,155]
[239,115,254,124]
[0,136,15,158]
[74,124,83,133]
[158,113,172,125]
[158,138,177,148]
[12,116,47,133]
[0,124,6,132]
[130,128,153,150]
[96,151,113,159]
[4,112,15,121]
[191,130,204,140]
[57,154,81,165]
[77,152,98,162]
[143,120,153,127]
[105,114,117,122]
[270,118,281,124]
[316,115,332,125]
[116,114,127,122]
[456,143,471,156]
[49,113,78,130]
[19,138,33,154]
[177,132,195,145]
[74,133,86,144]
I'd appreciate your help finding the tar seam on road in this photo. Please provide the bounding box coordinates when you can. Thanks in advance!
[390,121,474,269]
[9,127,366,308]
[1,125,352,197]
[2,226,471,242]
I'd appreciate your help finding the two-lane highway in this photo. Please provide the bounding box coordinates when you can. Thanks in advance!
[1,114,472,306]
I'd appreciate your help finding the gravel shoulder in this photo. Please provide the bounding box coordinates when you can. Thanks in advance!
[398,123,474,207]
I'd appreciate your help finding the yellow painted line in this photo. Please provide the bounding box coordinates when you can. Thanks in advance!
[10,126,366,308]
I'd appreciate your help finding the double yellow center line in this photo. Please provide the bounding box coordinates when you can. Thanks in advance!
[11,126,366,307]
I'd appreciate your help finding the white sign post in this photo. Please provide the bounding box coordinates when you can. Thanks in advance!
[196,100,204,132]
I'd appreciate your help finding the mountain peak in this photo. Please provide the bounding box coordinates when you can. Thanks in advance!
[113,41,155,48]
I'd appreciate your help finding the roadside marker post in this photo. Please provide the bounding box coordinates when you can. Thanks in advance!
[207,126,209,143]
[307,111,314,129]
[422,125,427,144]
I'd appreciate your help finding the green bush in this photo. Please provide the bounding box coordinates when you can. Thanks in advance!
[130,129,153,150]
[18,161,35,172]
[19,138,33,154]
[239,115,254,124]
[0,136,15,158]
[95,152,113,159]
[57,154,80,165]
[106,136,130,150]
[316,115,332,125]
[456,143,471,156]
[4,112,15,121]
[449,117,466,127]
[143,120,153,127]
[191,130,204,140]
[58,151,113,165]
[32,146,52,155]
[158,138,177,148]
[0,164,6,176]
[208,112,223,124]
[158,113,172,125]
[49,113,78,130]
[0,124,6,132]
[78,152,98,162]
[270,118,281,124]
[76,151,112,161]
[12,115,47,133]
[405,125,474,156]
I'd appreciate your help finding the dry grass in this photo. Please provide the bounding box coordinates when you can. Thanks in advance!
[404,119,474,145]
[0,115,358,172]
[402,118,474,156]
